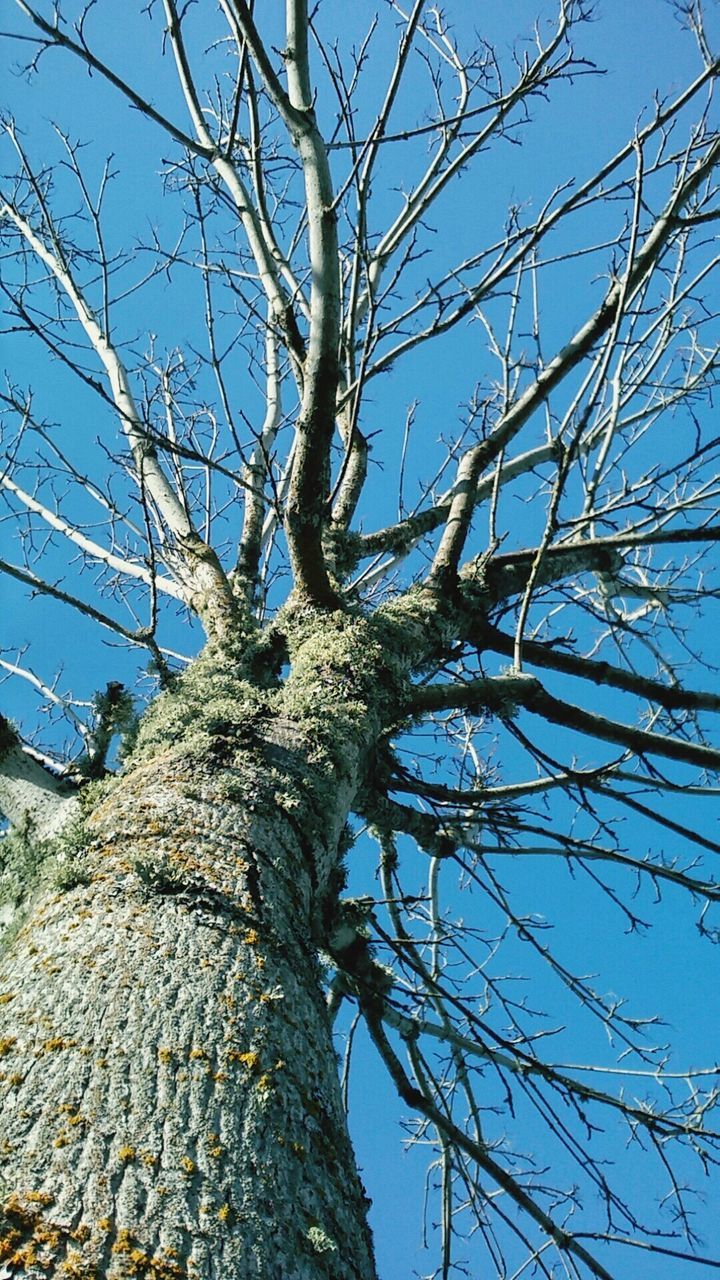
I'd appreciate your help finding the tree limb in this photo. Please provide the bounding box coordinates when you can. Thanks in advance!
[406,673,720,771]
[0,715,79,838]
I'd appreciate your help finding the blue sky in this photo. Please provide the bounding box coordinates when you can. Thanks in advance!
[2,3,720,1276]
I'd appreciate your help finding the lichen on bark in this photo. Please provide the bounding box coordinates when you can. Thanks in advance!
[0,608,418,1279]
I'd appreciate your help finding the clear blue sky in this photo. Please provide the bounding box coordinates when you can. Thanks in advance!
[2,3,720,1276]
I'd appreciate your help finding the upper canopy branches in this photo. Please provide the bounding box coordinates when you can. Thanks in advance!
[1,0,719,854]
[3,0,720,896]
[3,4,720,1273]
[3,0,717,636]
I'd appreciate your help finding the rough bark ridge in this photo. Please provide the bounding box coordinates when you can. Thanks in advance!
[0,610,404,1280]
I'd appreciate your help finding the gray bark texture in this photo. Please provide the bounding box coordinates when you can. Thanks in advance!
[0,740,79,845]
[0,610,410,1279]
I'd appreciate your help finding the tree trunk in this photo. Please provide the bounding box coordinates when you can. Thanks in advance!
[0,616,396,1279]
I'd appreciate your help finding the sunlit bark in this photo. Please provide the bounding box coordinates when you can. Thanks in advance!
[2,2,720,1275]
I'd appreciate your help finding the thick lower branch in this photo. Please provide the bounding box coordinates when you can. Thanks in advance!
[0,717,79,839]
[406,673,720,771]
[476,620,720,714]
[479,524,720,603]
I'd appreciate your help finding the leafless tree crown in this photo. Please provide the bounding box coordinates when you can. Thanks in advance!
[2,1,720,1275]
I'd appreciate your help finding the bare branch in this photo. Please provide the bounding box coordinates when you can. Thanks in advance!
[406,672,720,771]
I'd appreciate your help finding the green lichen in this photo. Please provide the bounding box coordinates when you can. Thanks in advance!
[0,821,48,943]
[374,583,456,678]
[322,525,365,579]
[52,860,93,892]
[76,684,140,780]
[113,600,418,790]
[0,717,19,762]
[306,1223,338,1255]
[126,643,274,768]
[280,608,394,758]
[78,773,118,817]
[0,806,95,949]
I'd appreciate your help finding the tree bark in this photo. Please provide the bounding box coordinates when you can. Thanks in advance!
[0,620,391,1279]
[0,725,79,842]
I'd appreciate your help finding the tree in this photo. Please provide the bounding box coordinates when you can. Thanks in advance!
[1,0,720,1275]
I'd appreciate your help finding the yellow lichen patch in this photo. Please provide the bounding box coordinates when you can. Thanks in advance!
[217,1203,231,1223]
[206,1134,224,1159]
[117,1146,137,1163]
[243,928,259,946]
[58,1105,85,1128]
[227,1049,259,1070]
[7,1191,55,1210]
[257,1073,273,1093]
[157,1047,174,1065]
[58,1246,98,1278]
[32,1218,60,1249]
[0,992,15,1004]
[0,1190,65,1272]
[0,1229,22,1262]
[5,1241,37,1267]
[0,1037,17,1057]
[110,1227,186,1278]
[179,1157,196,1175]
[41,1036,77,1052]
[140,1152,157,1168]
[188,1048,208,1061]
